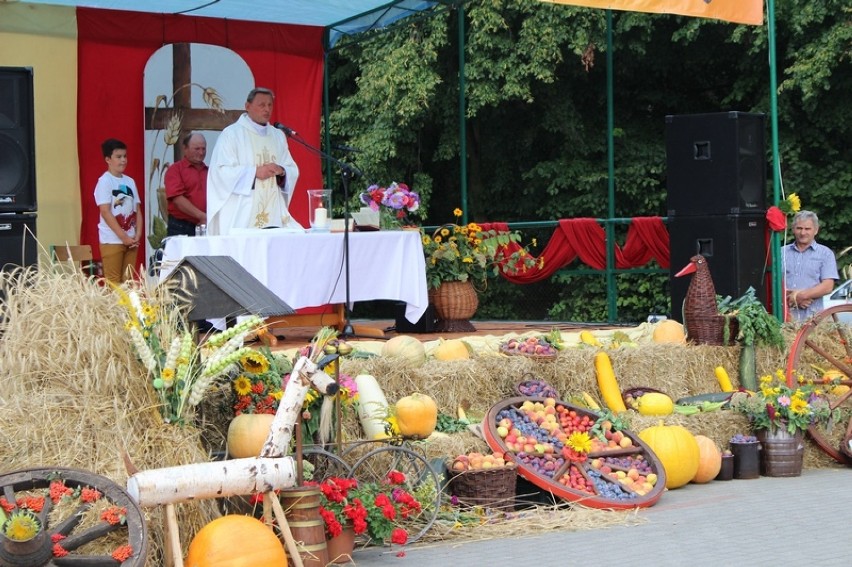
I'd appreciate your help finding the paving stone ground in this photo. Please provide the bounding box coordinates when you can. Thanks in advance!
[347,467,851,566]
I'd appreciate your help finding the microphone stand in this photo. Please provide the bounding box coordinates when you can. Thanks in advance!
[281,128,380,339]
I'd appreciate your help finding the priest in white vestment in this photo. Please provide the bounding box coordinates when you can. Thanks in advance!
[207,87,300,236]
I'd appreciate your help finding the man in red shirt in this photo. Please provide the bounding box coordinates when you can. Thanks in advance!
[165,132,208,236]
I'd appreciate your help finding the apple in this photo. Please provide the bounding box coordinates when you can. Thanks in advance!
[496,425,509,438]
[498,418,512,429]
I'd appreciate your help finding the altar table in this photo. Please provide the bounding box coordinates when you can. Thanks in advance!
[159,230,428,328]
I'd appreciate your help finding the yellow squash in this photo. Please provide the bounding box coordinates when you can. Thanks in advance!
[714,366,735,392]
[594,352,627,413]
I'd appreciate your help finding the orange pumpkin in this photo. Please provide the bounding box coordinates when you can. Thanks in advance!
[691,435,722,484]
[652,320,686,344]
[227,413,275,458]
[638,421,699,489]
[394,393,438,438]
[185,515,286,566]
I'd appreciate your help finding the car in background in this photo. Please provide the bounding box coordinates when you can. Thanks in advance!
[821,279,852,324]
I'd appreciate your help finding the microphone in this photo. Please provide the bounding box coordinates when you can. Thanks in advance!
[332,143,362,153]
[273,122,297,137]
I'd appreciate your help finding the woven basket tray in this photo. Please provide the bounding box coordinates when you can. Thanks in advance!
[446,465,518,508]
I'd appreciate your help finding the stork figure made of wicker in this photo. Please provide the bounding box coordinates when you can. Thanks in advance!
[675,254,736,345]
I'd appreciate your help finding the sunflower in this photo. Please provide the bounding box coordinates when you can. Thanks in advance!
[4,511,41,541]
[566,431,592,454]
[233,374,252,396]
[788,396,809,415]
[240,351,270,375]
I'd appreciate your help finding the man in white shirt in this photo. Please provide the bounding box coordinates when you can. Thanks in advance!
[207,87,300,235]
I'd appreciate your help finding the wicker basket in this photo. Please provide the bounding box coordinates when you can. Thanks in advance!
[429,281,479,332]
[685,314,739,346]
[446,465,518,508]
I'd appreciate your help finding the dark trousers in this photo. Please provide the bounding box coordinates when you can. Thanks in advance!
[167,216,198,237]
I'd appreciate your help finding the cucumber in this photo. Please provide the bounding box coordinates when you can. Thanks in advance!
[738,344,757,391]
[675,392,733,405]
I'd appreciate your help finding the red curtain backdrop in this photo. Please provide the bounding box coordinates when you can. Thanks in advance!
[76,8,325,260]
[480,217,670,284]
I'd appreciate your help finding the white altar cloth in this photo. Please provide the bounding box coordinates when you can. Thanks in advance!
[159,230,428,323]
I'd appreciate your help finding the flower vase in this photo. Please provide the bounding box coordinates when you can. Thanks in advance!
[379,209,402,230]
[326,525,356,564]
[428,280,478,333]
[757,427,804,477]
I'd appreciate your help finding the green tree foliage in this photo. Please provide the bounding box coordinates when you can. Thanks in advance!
[329,1,851,322]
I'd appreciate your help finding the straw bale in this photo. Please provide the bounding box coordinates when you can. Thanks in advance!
[0,266,219,565]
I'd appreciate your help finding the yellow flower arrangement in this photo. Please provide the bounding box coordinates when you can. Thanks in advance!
[115,283,266,425]
[421,209,534,290]
[729,370,834,434]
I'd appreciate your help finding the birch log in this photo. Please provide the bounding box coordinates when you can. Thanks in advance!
[260,356,338,458]
[126,456,296,507]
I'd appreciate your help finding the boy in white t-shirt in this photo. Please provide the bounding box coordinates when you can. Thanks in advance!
[94,138,142,283]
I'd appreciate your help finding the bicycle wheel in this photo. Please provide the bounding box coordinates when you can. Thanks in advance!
[349,444,441,544]
[299,445,353,482]
[785,305,852,464]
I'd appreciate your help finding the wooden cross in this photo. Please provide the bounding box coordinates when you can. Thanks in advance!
[144,43,244,161]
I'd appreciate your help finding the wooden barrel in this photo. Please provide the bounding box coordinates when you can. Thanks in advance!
[280,487,329,567]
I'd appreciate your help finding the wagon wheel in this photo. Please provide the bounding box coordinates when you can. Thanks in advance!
[785,304,852,465]
[347,441,441,544]
[0,467,147,567]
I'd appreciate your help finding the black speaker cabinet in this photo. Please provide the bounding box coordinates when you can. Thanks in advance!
[668,214,767,322]
[0,214,38,271]
[0,67,36,213]
[666,112,766,217]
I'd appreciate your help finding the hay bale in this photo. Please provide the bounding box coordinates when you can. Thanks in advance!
[338,337,842,471]
[0,267,220,564]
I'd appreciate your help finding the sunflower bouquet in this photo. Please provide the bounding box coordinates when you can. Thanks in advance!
[729,370,833,434]
[231,348,293,415]
[421,209,534,290]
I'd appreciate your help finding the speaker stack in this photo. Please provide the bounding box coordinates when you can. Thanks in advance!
[665,112,768,321]
[0,67,37,271]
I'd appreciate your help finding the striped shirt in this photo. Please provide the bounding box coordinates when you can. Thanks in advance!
[784,240,839,320]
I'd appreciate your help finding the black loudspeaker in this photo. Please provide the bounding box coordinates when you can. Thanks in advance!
[666,112,766,217]
[0,67,36,213]
[669,214,767,322]
[0,214,38,271]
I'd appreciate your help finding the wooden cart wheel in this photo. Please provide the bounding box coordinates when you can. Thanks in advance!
[785,304,852,465]
[483,397,667,510]
[0,467,147,567]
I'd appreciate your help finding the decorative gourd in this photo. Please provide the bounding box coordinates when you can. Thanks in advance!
[594,352,627,413]
[227,413,275,458]
[394,393,438,438]
[638,422,700,489]
[691,435,722,484]
[652,320,686,344]
[354,374,391,439]
[637,392,674,416]
[433,339,470,361]
[185,514,286,566]
[381,335,426,368]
